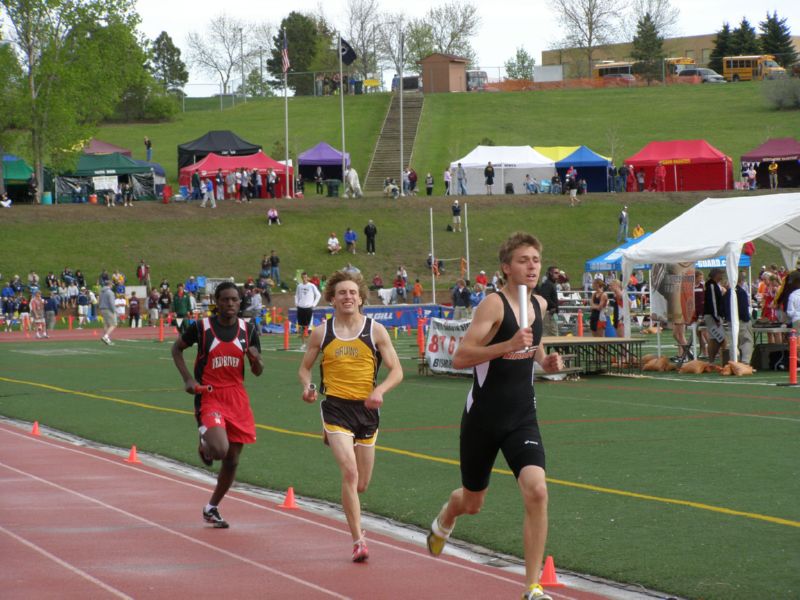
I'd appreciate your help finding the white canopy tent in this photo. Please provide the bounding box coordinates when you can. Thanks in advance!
[450,146,555,195]
[620,193,800,361]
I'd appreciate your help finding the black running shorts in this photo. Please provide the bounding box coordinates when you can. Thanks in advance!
[297,306,313,328]
[321,395,379,446]
[459,405,545,492]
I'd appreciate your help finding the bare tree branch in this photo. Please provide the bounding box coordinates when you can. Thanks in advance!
[551,0,624,76]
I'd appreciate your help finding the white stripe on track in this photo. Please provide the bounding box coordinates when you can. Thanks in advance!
[0,426,584,599]
[0,460,350,599]
[0,523,134,600]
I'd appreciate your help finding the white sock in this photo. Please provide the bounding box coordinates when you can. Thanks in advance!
[205,503,216,513]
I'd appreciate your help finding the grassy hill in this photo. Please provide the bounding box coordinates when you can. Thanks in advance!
[90,81,800,188]
[0,193,783,295]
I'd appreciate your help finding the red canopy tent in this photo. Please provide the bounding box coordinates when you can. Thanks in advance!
[179,151,293,198]
[625,139,733,192]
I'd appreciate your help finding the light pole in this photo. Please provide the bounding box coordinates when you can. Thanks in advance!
[239,27,246,103]
[398,28,404,196]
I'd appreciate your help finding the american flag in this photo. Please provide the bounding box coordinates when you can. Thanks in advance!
[281,30,290,74]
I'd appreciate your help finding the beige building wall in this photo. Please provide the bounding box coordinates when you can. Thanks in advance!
[542,34,800,78]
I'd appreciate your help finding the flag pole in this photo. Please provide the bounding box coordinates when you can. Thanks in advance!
[283,29,292,198]
[339,33,347,187]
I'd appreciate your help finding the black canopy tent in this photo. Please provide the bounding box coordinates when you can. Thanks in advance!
[177,130,262,170]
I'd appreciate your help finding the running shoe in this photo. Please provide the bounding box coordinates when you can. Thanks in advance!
[352,538,369,562]
[197,439,213,467]
[426,505,453,557]
[522,584,552,600]
[203,506,229,529]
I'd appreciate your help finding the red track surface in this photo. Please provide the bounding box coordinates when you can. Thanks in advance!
[0,422,612,599]
[0,327,165,344]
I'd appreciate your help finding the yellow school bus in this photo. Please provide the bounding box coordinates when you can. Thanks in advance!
[723,55,786,81]
[664,57,696,76]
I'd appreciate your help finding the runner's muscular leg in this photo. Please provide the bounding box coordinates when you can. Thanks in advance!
[440,486,488,531]
[209,442,242,507]
[202,423,229,460]
[354,443,376,493]
[517,465,549,588]
[327,433,363,541]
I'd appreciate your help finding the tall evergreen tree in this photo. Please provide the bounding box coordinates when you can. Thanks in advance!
[709,23,732,73]
[150,31,189,92]
[504,47,536,80]
[267,12,324,96]
[759,11,798,68]
[730,17,761,56]
[630,12,665,84]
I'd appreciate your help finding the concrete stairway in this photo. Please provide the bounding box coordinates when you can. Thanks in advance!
[364,92,424,192]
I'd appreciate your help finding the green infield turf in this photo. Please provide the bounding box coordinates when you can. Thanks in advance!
[1,335,798,599]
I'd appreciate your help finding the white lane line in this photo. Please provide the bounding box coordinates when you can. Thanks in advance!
[0,427,536,592]
[0,523,134,600]
[0,461,349,600]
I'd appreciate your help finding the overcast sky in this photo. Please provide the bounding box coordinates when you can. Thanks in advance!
[134,0,798,92]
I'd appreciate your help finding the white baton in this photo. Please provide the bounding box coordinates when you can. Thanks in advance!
[518,284,528,329]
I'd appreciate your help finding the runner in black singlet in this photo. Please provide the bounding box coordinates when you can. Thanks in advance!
[425,232,564,600]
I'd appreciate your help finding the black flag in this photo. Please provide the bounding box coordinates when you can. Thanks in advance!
[340,38,357,65]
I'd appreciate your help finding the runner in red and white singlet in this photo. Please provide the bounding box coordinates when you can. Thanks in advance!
[172,282,263,528]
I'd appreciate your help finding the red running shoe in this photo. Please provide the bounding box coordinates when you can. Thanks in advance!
[352,538,369,562]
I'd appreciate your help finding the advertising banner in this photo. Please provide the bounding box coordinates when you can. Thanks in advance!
[425,317,472,375]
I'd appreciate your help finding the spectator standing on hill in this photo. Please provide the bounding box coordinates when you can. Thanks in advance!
[768,160,778,189]
[98,282,117,345]
[444,167,452,195]
[114,293,127,326]
[746,165,757,190]
[484,162,495,195]
[567,175,579,207]
[636,169,645,192]
[412,279,423,304]
[225,170,236,200]
[456,163,467,195]
[408,167,418,195]
[144,136,152,161]
[136,259,150,289]
[171,282,263,529]
[364,219,377,255]
[295,272,321,351]
[268,250,281,286]
[315,166,324,194]
[475,270,488,287]
[191,170,201,201]
[616,164,628,193]
[617,206,629,243]
[654,162,667,192]
[215,169,225,202]
[451,199,462,232]
[426,172,434,196]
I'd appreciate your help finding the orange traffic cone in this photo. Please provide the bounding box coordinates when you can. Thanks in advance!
[278,486,299,509]
[540,555,565,588]
[31,421,41,436]
[125,445,142,463]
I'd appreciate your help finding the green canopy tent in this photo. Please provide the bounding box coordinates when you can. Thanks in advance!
[56,152,155,202]
[2,155,35,203]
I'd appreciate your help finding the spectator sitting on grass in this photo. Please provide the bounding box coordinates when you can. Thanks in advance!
[267,207,281,226]
[370,274,384,290]
[327,232,341,255]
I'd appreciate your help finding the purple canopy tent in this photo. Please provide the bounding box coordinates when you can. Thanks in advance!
[297,142,350,182]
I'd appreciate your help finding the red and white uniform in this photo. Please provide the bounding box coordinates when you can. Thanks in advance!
[190,317,257,444]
